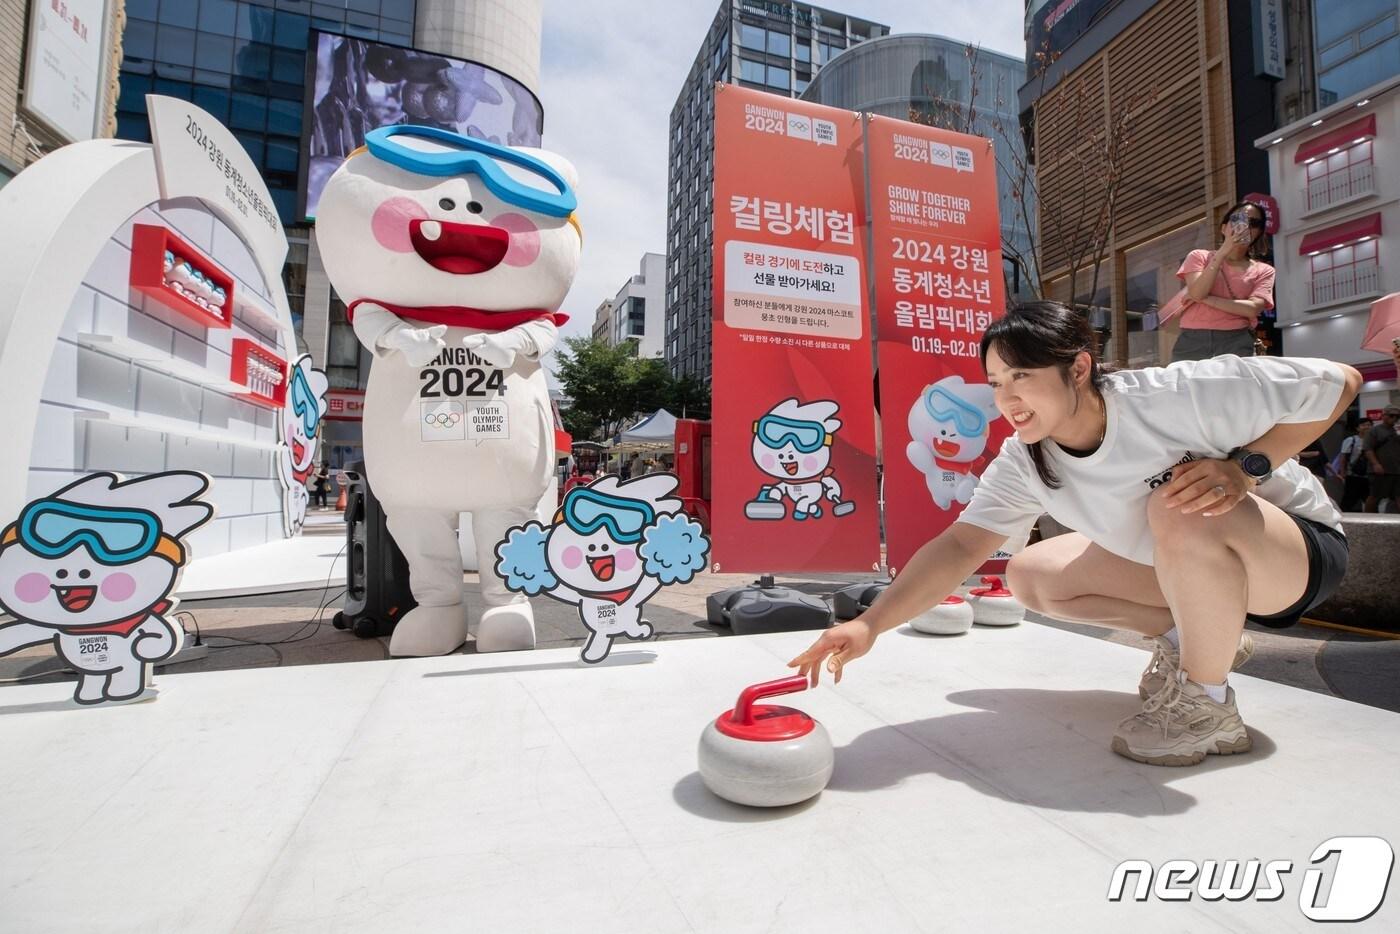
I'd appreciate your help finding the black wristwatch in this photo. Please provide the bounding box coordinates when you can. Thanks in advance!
[1228,447,1272,485]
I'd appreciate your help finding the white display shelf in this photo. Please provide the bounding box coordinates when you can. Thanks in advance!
[73,407,281,451]
[77,332,246,394]
[234,293,283,333]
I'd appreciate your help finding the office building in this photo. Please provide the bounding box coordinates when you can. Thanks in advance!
[665,0,888,383]
[603,252,666,358]
[801,33,1036,300]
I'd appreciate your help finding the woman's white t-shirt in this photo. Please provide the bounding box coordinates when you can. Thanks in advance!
[958,355,1345,566]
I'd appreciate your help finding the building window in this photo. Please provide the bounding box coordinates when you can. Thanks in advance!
[818,41,845,65]
[795,41,811,63]
[795,77,809,94]
[1313,0,1400,105]
[767,30,790,57]
[767,65,790,90]
[740,24,767,51]
[739,58,766,83]
[630,298,646,337]
[1309,239,1380,305]
[1305,140,1375,210]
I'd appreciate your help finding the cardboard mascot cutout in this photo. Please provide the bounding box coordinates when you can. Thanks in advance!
[0,471,213,705]
[495,474,710,664]
[315,125,580,656]
[277,354,330,536]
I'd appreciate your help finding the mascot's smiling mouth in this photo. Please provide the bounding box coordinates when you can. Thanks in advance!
[782,461,799,476]
[933,438,960,457]
[410,218,509,274]
[588,554,616,582]
[53,585,98,613]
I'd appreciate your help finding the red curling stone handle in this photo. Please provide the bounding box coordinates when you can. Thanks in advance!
[729,675,810,726]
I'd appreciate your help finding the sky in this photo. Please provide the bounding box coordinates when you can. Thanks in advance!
[535,0,1027,365]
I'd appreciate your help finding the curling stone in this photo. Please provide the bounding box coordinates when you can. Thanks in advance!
[967,576,1025,627]
[698,675,834,808]
[908,595,974,635]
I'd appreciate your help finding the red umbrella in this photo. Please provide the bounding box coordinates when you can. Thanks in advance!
[1361,292,1400,355]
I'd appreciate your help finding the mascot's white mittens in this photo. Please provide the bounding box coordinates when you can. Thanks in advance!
[380,323,449,367]
[461,332,520,369]
[462,318,559,368]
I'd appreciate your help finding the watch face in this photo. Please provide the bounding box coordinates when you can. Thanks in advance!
[1243,452,1271,477]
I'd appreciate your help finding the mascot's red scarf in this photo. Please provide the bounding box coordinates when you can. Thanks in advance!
[347,300,569,332]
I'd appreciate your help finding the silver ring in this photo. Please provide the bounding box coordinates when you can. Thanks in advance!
[1212,485,1226,497]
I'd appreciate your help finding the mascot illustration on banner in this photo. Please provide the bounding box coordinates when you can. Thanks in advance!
[315,125,580,656]
[906,376,999,510]
[494,474,709,664]
[744,398,857,521]
[0,472,213,705]
[277,354,330,536]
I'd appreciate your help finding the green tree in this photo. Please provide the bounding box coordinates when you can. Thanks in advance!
[553,338,677,440]
[667,374,711,420]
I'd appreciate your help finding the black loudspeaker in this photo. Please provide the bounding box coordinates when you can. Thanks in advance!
[332,462,416,639]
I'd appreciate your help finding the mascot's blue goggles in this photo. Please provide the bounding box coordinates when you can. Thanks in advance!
[923,386,987,437]
[290,365,319,436]
[562,488,656,544]
[17,500,162,563]
[365,125,577,218]
[753,415,832,453]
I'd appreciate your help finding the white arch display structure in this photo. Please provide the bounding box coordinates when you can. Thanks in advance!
[0,99,296,525]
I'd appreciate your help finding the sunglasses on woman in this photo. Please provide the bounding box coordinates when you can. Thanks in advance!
[1228,213,1265,230]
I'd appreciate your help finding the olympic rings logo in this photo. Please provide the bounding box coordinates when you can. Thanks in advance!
[424,411,462,427]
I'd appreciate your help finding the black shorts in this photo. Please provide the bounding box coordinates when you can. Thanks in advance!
[1245,514,1348,630]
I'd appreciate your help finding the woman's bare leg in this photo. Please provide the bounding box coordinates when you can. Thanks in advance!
[1006,533,1174,638]
[1146,487,1310,685]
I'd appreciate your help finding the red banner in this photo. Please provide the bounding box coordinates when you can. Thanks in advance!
[866,115,1011,574]
[710,84,881,573]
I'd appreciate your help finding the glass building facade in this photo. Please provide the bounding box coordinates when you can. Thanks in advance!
[665,0,888,383]
[116,0,416,225]
[800,34,1037,301]
[1314,0,1400,106]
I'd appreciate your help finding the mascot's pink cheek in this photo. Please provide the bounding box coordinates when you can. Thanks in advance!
[760,454,776,470]
[802,456,818,473]
[101,573,136,602]
[616,548,637,572]
[371,197,429,253]
[14,573,49,604]
[494,213,541,267]
[561,546,582,569]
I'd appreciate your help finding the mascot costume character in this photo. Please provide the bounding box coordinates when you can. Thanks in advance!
[315,125,580,656]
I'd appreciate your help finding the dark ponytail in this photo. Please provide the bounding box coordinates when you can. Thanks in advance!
[979,301,1107,488]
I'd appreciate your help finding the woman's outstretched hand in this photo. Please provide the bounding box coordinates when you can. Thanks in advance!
[787,619,877,687]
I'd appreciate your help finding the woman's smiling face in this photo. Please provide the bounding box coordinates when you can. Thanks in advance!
[984,344,1081,445]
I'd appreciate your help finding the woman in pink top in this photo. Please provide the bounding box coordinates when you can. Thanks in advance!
[1170,200,1276,362]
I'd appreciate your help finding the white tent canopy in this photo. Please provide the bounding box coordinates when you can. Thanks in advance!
[609,408,678,454]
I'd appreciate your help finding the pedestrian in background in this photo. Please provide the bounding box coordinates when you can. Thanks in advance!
[1170,201,1275,362]
[1364,405,1400,513]
[1333,418,1371,511]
